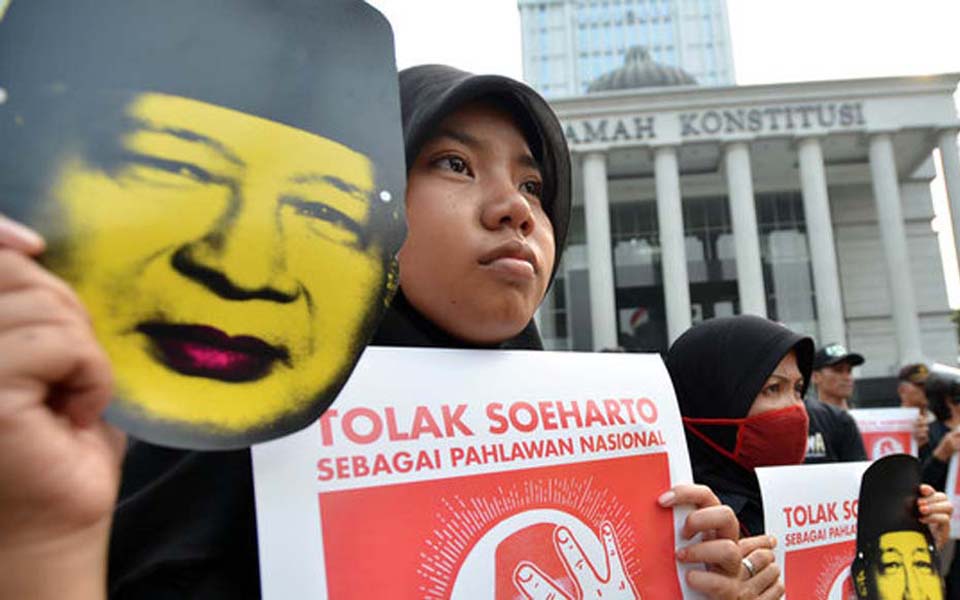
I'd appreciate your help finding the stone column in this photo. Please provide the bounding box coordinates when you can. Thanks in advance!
[653,145,691,343]
[724,142,767,317]
[938,129,960,260]
[797,136,846,346]
[868,133,924,364]
[582,152,619,350]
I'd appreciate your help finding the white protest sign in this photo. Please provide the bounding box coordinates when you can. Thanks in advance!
[946,452,960,538]
[757,462,870,599]
[253,347,701,599]
[848,407,919,459]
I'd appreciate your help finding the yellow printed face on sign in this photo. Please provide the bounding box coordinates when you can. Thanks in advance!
[48,92,387,447]
[873,531,942,600]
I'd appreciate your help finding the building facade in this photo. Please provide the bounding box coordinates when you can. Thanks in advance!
[518,0,735,98]
[536,72,960,380]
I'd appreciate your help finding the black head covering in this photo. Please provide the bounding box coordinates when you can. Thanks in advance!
[373,65,572,351]
[665,316,814,505]
[398,64,570,280]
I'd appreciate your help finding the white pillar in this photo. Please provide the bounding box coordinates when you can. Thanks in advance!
[654,145,691,342]
[582,152,619,350]
[868,133,924,364]
[724,142,767,317]
[797,136,846,346]
[938,129,960,261]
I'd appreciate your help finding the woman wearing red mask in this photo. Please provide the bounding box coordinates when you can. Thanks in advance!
[665,315,813,539]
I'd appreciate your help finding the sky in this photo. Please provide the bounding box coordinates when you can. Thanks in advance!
[367,0,960,305]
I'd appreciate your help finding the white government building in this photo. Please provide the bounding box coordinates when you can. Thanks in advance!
[535,49,960,389]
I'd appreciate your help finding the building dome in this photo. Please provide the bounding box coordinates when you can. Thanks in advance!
[587,46,697,93]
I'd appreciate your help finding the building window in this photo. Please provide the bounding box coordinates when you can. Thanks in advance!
[757,191,818,340]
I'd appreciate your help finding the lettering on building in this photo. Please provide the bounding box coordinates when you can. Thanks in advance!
[679,102,866,137]
[563,116,657,145]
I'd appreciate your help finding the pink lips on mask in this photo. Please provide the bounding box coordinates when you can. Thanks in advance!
[138,323,289,382]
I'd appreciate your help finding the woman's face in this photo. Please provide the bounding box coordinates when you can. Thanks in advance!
[747,350,805,417]
[399,101,555,344]
[49,92,388,447]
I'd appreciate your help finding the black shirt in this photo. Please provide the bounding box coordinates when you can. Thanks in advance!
[803,397,868,464]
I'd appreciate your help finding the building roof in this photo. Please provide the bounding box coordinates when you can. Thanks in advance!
[587,46,698,93]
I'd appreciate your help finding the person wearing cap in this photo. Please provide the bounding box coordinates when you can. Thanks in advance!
[811,343,865,410]
[803,343,868,463]
[899,363,934,460]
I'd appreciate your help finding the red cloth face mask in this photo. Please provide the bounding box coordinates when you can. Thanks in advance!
[683,403,809,470]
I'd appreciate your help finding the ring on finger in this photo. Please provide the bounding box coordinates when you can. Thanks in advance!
[741,557,757,578]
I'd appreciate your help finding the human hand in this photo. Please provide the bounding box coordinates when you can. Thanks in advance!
[0,218,124,597]
[914,416,930,448]
[659,483,743,599]
[917,483,952,550]
[932,430,960,462]
[0,213,46,255]
[512,520,639,600]
[736,535,784,599]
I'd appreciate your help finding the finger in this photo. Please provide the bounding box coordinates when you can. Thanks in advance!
[919,498,953,525]
[598,521,629,582]
[0,322,113,427]
[741,548,776,579]
[0,214,45,255]
[738,534,777,556]
[676,538,741,575]
[742,562,781,596]
[681,504,739,542]
[757,577,786,600]
[0,287,87,332]
[513,561,568,600]
[659,483,720,509]
[685,568,739,599]
[0,250,89,319]
[554,526,600,588]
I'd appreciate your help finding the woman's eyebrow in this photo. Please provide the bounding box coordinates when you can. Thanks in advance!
[129,119,244,167]
[432,127,479,148]
[516,152,541,173]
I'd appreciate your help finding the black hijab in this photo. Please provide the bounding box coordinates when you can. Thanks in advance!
[373,65,572,350]
[665,316,814,519]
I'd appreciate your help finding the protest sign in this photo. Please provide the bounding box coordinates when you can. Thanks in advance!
[848,408,919,459]
[253,347,701,599]
[945,452,960,538]
[0,0,406,449]
[757,461,870,599]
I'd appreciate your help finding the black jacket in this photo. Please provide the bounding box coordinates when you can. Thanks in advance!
[802,397,867,464]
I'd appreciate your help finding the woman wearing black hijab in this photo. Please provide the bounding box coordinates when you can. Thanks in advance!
[665,315,814,538]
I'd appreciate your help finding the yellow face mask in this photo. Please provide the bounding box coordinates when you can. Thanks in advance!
[48,92,388,448]
[873,530,943,600]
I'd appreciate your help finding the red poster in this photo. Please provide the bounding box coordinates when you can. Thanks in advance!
[319,455,677,598]
[849,408,919,459]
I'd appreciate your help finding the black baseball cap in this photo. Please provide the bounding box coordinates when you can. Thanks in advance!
[812,343,865,370]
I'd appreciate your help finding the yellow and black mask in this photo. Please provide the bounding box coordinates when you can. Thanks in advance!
[0,0,406,449]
